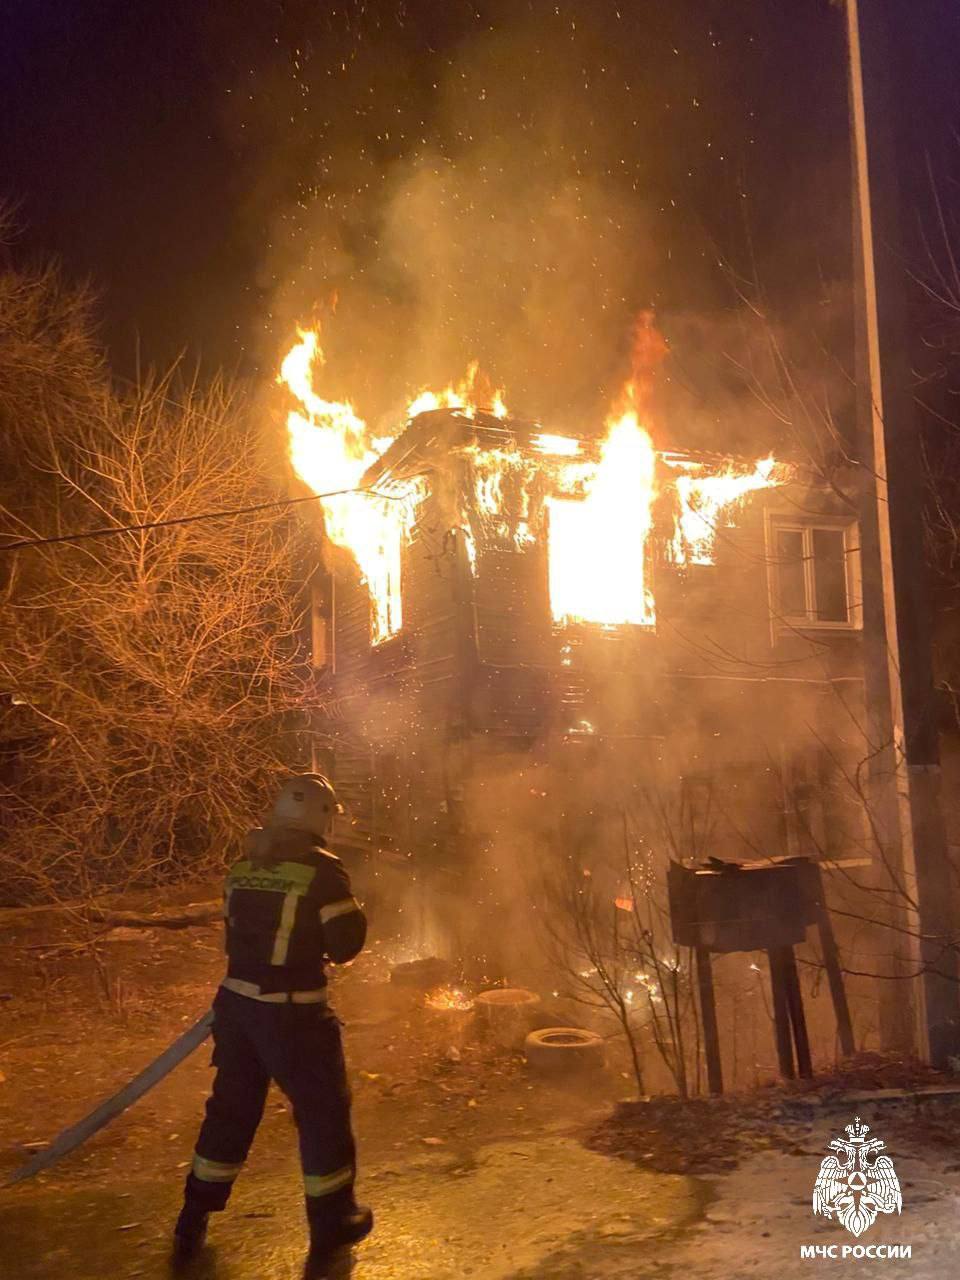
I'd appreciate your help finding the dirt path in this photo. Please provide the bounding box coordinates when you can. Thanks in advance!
[2,893,959,1278]
[0,893,702,1277]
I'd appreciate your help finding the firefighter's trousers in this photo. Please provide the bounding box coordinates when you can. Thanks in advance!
[184,985,357,1224]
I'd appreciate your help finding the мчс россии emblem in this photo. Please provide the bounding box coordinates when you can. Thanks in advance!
[812,1117,902,1238]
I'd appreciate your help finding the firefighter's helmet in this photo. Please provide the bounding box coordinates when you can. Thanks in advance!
[270,773,342,837]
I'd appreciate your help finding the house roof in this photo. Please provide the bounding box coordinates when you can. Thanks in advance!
[361,407,785,491]
[360,407,547,488]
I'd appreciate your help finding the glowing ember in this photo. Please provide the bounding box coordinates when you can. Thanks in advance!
[668,456,783,565]
[425,985,475,1012]
[546,410,657,627]
[280,328,424,645]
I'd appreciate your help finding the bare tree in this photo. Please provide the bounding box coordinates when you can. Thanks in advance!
[537,787,717,1099]
[0,249,312,906]
[539,846,648,1096]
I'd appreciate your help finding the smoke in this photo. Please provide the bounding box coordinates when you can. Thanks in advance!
[256,24,664,430]
[212,3,862,990]
[218,0,851,449]
[652,289,857,460]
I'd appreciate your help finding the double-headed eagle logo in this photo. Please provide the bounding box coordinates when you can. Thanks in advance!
[812,1117,902,1238]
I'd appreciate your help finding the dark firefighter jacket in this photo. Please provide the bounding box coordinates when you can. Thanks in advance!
[222,826,366,995]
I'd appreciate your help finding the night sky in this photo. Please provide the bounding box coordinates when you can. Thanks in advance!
[1,1,957,441]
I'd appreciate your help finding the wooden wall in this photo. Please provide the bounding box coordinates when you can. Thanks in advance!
[311,430,869,889]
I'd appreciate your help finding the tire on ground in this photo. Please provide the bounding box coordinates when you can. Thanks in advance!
[474,988,541,1018]
[524,1026,606,1073]
[475,988,542,1049]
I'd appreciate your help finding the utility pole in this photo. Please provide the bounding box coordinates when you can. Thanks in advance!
[846,0,960,1065]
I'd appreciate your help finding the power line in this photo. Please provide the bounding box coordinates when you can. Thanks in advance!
[0,484,408,553]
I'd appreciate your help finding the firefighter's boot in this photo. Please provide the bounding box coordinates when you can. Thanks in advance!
[306,1192,373,1268]
[172,1203,210,1262]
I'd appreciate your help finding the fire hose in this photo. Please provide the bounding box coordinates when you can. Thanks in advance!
[5,1009,214,1186]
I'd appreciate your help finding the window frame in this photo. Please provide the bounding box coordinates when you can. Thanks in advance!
[765,513,862,633]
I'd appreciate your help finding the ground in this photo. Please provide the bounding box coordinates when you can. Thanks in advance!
[1,887,958,1279]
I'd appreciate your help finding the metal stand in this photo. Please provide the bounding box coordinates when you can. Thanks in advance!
[670,857,856,1092]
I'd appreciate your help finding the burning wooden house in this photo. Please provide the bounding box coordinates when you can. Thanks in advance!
[292,389,868,962]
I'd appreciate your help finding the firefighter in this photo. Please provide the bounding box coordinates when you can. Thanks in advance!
[173,774,372,1267]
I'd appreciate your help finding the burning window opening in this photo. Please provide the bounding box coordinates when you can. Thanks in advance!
[280,326,790,647]
[453,414,658,629]
[545,410,657,628]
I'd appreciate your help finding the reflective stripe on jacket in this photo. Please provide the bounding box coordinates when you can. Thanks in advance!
[223,826,366,994]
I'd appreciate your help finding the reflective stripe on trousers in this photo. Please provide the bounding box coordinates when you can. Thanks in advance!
[303,1166,354,1197]
[192,1154,244,1183]
[184,986,356,1216]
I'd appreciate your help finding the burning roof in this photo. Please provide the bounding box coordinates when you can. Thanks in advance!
[279,327,789,647]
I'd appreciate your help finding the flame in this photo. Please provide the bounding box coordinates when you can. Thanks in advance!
[406,360,507,421]
[531,433,582,457]
[280,314,786,649]
[668,456,781,565]
[280,328,422,645]
[466,445,539,555]
[425,985,475,1011]
[623,311,669,404]
[546,409,657,627]
[534,320,662,629]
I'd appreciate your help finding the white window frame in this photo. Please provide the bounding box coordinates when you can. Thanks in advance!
[765,514,862,632]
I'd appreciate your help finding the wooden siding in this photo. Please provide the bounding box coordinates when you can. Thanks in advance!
[307,413,868,870]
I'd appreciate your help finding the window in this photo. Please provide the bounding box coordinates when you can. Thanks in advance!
[768,518,860,628]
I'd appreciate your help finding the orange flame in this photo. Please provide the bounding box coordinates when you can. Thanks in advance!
[531,433,582,457]
[406,361,508,421]
[622,310,669,407]
[540,319,662,627]
[546,408,657,627]
[667,456,782,565]
[280,328,423,645]
[279,314,786,648]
